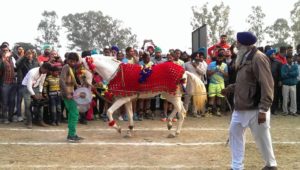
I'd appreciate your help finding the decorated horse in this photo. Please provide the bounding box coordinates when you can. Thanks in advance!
[81,54,207,138]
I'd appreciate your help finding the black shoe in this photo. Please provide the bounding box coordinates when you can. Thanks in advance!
[74,135,84,140]
[79,119,88,125]
[262,166,277,170]
[67,136,78,142]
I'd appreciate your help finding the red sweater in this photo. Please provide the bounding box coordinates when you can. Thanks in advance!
[208,42,230,57]
[275,54,287,65]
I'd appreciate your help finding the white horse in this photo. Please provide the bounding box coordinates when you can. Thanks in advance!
[82,54,207,138]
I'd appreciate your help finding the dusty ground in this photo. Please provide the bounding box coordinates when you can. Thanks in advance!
[0,114,299,170]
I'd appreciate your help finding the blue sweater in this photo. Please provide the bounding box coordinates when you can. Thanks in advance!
[281,63,299,86]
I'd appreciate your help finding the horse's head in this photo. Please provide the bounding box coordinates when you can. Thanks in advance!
[81,54,121,82]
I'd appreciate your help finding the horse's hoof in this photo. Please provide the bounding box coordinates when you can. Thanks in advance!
[167,133,176,138]
[117,127,122,134]
[167,124,172,130]
[124,133,132,138]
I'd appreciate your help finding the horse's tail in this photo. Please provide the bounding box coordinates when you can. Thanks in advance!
[185,71,207,113]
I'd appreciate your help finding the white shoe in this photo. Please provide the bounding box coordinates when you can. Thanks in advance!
[17,116,24,122]
[118,115,124,121]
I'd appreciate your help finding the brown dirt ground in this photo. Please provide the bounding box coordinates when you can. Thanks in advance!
[0,114,299,170]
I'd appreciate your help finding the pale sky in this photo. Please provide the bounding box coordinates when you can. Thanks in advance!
[0,0,297,54]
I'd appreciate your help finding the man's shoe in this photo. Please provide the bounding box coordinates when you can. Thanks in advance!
[67,136,78,142]
[74,135,84,140]
[4,120,10,124]
[282,112,289,116]
[17,116,24,122]
[291,112,298,116]
[37,121,48,127]
[262,166,278,170]
[26,123,32,129]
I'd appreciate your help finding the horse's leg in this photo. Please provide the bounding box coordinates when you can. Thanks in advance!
[174,101,185,135]
[124,102,134,138]
[107,97,132,133]
[166,107,177,130]
[167,97,185,138]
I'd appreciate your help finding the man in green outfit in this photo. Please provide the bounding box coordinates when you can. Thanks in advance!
[59,52,84,142]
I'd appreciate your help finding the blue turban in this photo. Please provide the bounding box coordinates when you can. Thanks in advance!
[111,45,119,52]
[91,49,98,55]
[198,47,207,58]
[266,49,276,57]
[237,32,257,46]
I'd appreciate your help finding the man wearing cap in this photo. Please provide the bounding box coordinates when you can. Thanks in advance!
[151,46,165,64]
[222,32,277,170]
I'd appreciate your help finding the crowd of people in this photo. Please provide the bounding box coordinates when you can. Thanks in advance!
[0,36,300,127]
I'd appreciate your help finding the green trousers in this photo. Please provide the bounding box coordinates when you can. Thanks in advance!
[63,98,79,137]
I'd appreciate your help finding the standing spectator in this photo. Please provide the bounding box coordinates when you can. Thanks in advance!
[208,35,230,59]
[60,52,84,142]
[281,55,298,116]
[122,47,138,64]
[49,50,63,71]
[173,49,184,67]
[43,66,62,125]
[222,31,277,170]
[22,63,51,128]
[15,49,39,121]
[296,54,300,114]
[116,51,124,61]
[207,53,228,116]
[180,51,190,63]
[111,45,119,58]
[184,51,207,117]
[38,45,52,65]
[138,52,154,120]
[150,46,165,117]
[0,51,17,124]
[151,46,165,64]
[296,44,300,55]
[275,46,287,65]
[103,46,112,56]
[265,49,282,115]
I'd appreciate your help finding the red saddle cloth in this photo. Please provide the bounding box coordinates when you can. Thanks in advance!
[108,62,185,96]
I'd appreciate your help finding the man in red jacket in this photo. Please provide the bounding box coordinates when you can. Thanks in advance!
[275,46,287,65]
[208,35,230,59]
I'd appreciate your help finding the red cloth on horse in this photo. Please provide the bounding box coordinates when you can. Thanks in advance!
[108,62,185,96]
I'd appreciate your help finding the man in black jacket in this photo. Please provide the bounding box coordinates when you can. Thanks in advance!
[265,49,282,115]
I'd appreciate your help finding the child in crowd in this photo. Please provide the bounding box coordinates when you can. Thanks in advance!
[43,66,62,126]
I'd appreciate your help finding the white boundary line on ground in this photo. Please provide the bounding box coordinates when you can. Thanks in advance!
[0,164,222,169]
[0,127,299,132]
[0,141,299,146]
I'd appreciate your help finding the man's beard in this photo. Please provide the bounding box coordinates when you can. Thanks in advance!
[235,45,250,69]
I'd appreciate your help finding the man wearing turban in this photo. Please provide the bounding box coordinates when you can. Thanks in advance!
[222,32,277,170]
